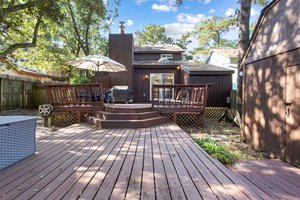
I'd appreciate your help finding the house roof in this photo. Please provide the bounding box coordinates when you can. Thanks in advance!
[181,62,234,75]
[241,0,281,66]
[210,48,238,58]
[133,61,182,69]
[134,60,234,75]
[0,56,65,81]
[134,45,184,53]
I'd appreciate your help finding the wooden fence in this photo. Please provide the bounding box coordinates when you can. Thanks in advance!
[0,75,56,111]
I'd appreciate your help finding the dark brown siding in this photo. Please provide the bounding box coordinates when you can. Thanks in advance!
[95,34,133,88]
[187,74,232,107]
[134,53,182,61]
[132,67,181,103]
[243,48,300,166]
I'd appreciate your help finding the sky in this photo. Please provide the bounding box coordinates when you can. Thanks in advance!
[109,0,265,50]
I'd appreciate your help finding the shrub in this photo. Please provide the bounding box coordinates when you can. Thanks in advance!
[193,137,236,165]
[70,75,90,84]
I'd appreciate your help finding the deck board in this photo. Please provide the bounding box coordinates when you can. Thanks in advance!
[231,160,300,200]
[31,129,117,200]
[0,123,299,200]
[10,130,106,200]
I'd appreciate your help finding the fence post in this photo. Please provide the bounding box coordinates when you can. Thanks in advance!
[22,80,25,109]
[0,78,2,111]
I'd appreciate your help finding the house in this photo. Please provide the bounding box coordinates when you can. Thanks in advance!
[0,56,65,110]
[93,24,234,109]
[0,56,65,83]
[242,0,300,166]
[206,48,238,90]
[180,62,233,107]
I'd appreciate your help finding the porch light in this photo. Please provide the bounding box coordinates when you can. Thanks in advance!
[177,66,181,70]
[144,74,149,80]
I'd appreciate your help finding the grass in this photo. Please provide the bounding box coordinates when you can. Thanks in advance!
[193,137,237,165]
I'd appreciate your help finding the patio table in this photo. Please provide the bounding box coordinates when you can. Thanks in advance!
[0,116,36,170]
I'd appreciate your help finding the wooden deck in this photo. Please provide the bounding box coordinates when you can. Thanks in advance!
[231,160,300,200]
[0,123,284,200]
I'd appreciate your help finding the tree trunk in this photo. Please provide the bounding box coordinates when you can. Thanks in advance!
[237,0,251,114]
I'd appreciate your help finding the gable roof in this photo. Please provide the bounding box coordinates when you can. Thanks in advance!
[210,48,238,58]
[241,0,299,66]
[134,45,184,53]
[241,0,277,66]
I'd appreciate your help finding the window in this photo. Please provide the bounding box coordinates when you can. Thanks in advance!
[161,54,173,59]
[150,73,174,100]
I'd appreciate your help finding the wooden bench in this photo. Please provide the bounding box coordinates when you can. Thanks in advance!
[43,83,105,127]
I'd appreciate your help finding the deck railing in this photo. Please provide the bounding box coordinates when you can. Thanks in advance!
[151,84,211,113]
[45,83,104,107]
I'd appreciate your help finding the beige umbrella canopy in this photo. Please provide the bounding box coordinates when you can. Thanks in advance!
[67,55,127,72]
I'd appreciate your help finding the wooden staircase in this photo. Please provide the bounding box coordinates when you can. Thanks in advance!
[88,106,171,129]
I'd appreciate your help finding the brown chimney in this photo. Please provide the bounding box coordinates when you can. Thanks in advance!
[119,21,125,34]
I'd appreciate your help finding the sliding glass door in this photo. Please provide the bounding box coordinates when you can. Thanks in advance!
[150,73,174,100]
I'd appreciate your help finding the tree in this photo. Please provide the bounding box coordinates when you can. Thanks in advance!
[191,16,237,55]
[176,0,268,115]
[1,0,120,74]
[61,0,112,56]
[236,0,268,114]
[135,24,174,45]
[175,33,193,60]
[193,16,237,49]
[0,0,62,55]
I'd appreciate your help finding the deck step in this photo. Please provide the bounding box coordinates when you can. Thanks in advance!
[88,116,171,129]
[105,106,152,113]
[96,111,161,120]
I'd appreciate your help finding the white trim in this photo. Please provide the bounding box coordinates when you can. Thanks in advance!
[150,73,174,100]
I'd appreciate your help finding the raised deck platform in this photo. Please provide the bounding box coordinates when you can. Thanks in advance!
[0,123,259,200]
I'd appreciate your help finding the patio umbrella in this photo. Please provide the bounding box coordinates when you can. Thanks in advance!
[66,55,127,72]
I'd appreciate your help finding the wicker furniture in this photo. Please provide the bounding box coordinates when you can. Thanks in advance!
[0,116,36,170]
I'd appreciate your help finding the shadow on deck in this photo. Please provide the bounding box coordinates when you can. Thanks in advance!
[0,123,299,199]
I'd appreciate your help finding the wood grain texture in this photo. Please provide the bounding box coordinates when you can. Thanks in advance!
[1,123,297,200]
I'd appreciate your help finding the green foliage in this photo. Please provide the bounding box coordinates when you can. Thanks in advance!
[193,137,236,165]
[175,33,191,50]
[175,33,193,60]
[70,75,90,84]
[193,16,237,50]
[252,0,269,6]
[0,0,63,55]
[135,24,174,45]
[0,0,119,75]
[249,21,258,36]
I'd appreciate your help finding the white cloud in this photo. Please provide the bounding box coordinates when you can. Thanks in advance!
[164,23,195,39]
[152,3,177,12]
[225,8,235,16]
[209,9,216,14]
[126,19,134,26]
[177,13,206,24]
[164,23,198,51]
[251,8,258,16]
[105,19,114,25]
[135,0,149,5]
[199,0,212,4]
